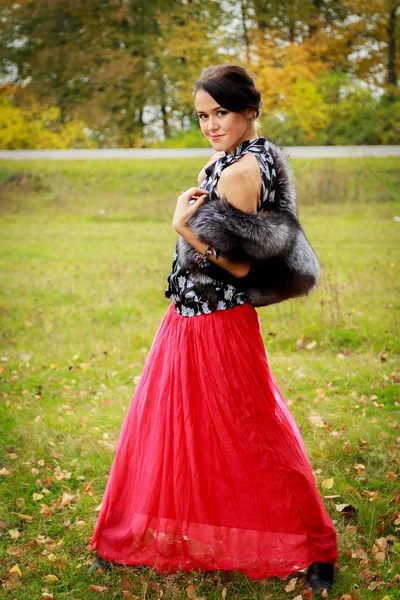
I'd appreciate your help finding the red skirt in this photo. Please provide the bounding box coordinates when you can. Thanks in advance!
[89,302,338,579]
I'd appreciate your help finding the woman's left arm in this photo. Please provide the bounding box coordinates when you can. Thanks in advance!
[173,159,260,278]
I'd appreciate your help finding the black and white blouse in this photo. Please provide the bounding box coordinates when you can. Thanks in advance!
[165,137,277,317]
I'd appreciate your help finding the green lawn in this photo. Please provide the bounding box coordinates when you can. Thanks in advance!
[0,157,399,599]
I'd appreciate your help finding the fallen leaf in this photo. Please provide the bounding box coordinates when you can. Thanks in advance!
[186,584,197,598]
[306,340,317,350]
[44,574,59,583]
[123,592,134,600]
[221,587,227,599]
[374,551,385,562]
[359,567,372,582]
[293,595,303,600]
[355,547,368,561]
[8,529,20,539]
[367,581,383,590]
[284,577,298,592]
[33,493,44,501]
[8,564,22,579]
[88,585,108,592]
[47,553,58,562]
[15,498,25,507]
[386,471,398,481]
[17,513,33,522]
[75,520,86,527]
[374,537,387,552]
[335,504,357,519]
[7,546,22,556]
[322,478,334,490]
[40,594,54,600]
[84,483,95,496]
[120,578,130,589]
[59,493,75,507]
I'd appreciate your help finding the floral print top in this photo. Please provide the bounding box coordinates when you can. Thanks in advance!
[165,137,277,317]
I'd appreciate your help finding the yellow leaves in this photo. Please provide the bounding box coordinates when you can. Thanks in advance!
[8,564,21,578]
[43,574,59,583]
[8,529,20,539]
[15,498,25,508]
[47,553,58,562]
[322,477,334,490]
[308,414,326,428]
[88,585,108,592]
[221,587,227,599]
[33,492,44,501]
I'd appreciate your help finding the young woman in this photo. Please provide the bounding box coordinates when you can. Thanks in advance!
[89,65,338,593]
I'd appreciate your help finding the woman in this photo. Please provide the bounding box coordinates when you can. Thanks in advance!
[89,65,338,593]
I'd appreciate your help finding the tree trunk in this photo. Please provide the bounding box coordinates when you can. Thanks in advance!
[240,0,251,67]
[387,5,397,87]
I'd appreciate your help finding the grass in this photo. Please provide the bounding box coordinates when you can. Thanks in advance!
[0,156,399,599]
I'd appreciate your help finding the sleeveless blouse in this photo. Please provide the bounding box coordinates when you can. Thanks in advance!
[165,137,277,317]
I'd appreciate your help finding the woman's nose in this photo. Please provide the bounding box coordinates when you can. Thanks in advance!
[208,117,219,132]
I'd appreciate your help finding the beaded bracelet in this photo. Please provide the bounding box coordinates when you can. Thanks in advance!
[194,244,213,268]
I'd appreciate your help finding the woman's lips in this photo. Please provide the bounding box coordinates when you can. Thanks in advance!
[210,135,224,140]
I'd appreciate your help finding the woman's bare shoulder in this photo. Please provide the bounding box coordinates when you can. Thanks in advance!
[217,153,261,213]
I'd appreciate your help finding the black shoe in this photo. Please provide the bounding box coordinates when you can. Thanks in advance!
[306,562,334,593]
[88,556,112,573]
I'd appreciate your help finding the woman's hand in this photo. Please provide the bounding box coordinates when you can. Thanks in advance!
[172,187,209,232]
[197,151,225,185]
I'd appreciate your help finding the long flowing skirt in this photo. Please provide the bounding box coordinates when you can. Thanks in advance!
[89,302,338,580]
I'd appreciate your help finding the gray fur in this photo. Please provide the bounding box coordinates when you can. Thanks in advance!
[176,143,321,308]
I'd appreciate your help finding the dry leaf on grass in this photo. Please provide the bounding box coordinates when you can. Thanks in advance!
[44,574,59,583]
[88,585,108,592]
[8,564,22,579]
[186,584,197,598]
[359,567,372,582]
[322,478,334,490]
[8,529,20,539]
[284,577,298,592]
[120,577,130,589]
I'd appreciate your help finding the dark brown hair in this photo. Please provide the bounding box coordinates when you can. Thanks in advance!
[192,65,262,117]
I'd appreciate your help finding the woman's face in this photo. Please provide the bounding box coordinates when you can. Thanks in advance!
[194,89,256,155]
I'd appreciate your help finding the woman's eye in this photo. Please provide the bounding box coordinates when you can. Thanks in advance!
[217,110,227,116]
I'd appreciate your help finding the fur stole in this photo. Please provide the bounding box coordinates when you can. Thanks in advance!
[176,142,321,308]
